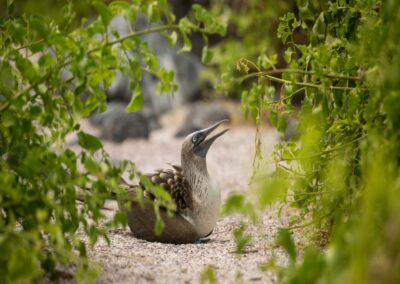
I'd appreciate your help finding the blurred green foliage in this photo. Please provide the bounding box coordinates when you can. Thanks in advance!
[205,0,295,98]
[3,0,400,282]
[0,1,224,282]
[221,0,400,282]
[200,265,216,284]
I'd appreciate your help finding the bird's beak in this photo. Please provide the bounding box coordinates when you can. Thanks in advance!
[193,119,230,158]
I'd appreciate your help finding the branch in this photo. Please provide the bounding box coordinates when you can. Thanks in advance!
[267,87,305,105]
[279,135,366,161]
[237,69,364,90]
[13,39,45,52]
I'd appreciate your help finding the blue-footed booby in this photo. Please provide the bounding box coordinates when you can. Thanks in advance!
[120,119,229,244]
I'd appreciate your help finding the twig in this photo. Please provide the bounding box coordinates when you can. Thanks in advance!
[236,68,367,95]
[267,87,305,105]
[280,209,334,230]
[279,135,366,161]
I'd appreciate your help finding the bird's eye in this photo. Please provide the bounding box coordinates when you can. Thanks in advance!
[192,134,201,145]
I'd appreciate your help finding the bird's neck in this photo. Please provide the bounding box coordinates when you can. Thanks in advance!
[181,155,210,200]
[181,154,221,238]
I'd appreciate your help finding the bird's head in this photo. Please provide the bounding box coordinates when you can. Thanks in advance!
[181,119,229,164]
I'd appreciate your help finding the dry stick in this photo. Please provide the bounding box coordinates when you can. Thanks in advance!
[0,25,179,112]
[248,79,264,186]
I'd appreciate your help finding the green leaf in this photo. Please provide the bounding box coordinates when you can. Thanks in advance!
[77,132,102,152]
[233,224,251,254]
[30,15,49,40]
[201,46,213,64]
[109,1,130,14]
[153,204,166,236]
[257,54,278,70]
[8,241,42,281]
[93,1,113,28]
[48,34,75,53]
[192,4,226,35]
[222,193,257,221]
[139,175,173,206]
[147,3,160,23]
[9,19,26,42]
[121,38,136,50]
[200,266,216,284]
[257,176,288,207]
[178,31,192,54]
[276,229,296,263]
[6,0,15,17]
[164,31,178,48]
[125,87,143,112]
[223,194,245,213]
[14,53,40,82]
[284,47,294,63]
[156,69,176,95]
[143,51,158,70]
[269,111,288,134]
[38,54,55,68]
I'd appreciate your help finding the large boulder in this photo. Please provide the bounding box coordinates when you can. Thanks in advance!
[90,102,150,142]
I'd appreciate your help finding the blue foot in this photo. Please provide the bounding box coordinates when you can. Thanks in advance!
[193,239,210,244]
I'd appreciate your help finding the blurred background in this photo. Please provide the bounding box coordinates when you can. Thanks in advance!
[6,0,296,143]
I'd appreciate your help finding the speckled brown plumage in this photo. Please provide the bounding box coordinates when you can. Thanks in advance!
[139,164,193,213]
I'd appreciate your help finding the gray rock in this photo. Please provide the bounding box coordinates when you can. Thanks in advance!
[90,102,150,142]
[175,101,231,137]
[106,15,203,114]
[283,117,299,141]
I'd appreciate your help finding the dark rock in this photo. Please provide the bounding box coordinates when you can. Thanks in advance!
[175,101,231,137]
[90,102,150,142]
[283,117,299,141]
[169,0,210,19]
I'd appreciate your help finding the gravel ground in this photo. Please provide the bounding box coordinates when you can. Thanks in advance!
[76,106,292,283]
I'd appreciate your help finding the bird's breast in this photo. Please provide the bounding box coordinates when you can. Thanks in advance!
[190,177,221,238]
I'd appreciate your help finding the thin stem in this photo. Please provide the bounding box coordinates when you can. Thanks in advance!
[14,39,45,51]
[286,191,331,197]
[280,135,366,161]
[105,25,179,49]
[267,87,305,105]
[277,164,308,177]
[262,73,355,90]
[238,69,361,83]
[237,58,262,73]
[280,208,335,230]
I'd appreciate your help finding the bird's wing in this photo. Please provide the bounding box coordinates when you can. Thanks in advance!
[139,164,193,214]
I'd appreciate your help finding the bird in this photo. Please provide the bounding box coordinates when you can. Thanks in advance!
[119,119,229,244]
